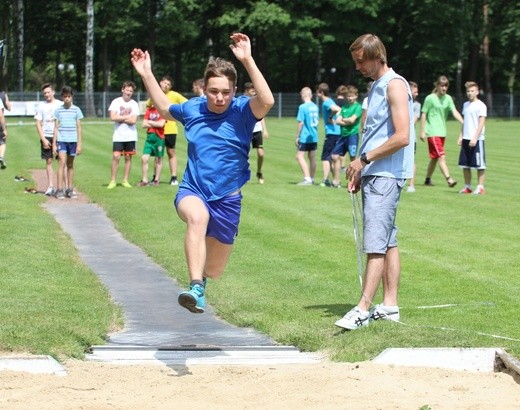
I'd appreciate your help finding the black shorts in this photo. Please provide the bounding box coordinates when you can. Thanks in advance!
[251,131,263,149]
[298,142,317,152]
[165,133,177,149]
[113,141,136,155]
[41,137,53,160]
[321,134,340,161]
[458,139,486,169]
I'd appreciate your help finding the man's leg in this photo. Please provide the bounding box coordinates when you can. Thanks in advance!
[358,253,385,311]
[382,246,400,307]
[205,237,233,279]
[308,150,316,181]
[296,151,310,180]
[122,155,132,184]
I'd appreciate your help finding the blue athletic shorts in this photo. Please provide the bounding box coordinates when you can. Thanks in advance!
[362,176,405,254]
[332,135,359,158]
[57,141,78,156]
[175,189,242,245]
[458,139,486,170]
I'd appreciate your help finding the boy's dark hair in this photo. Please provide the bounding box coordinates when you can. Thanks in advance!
[316,82,330,96]
[41,82,55,91]
[161,75,174,85]
[204,57,237,87]
[61,85,73,96]
[122,81,136,90]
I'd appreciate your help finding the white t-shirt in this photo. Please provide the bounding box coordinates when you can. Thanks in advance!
[462,99,487,141]
[108,97,140,142]
[34,100,63,138]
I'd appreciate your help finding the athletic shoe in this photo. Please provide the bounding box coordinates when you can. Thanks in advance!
[447,179,457,188]
[178,284,205,314]
[44,186,55,196]
[149,180,160,186]
[473,187,485,195]
[121,180,132,188]
[334,307,370,330]
[459,187,472,194]
[370,304,400,322]
[406,186,416,193]
[55,189,65,200]
[0,157,6,169]
[67,189,78,199]
[107,181,117,190]
[137,181,149,187]
[424,180,434,186]
[319,179,331,187]
[331,183,341,189]
[297,180,313,186]
[170,177,178,186]
[257,172,264,184]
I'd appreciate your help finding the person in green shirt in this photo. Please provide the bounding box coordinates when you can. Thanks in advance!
[332,85,362,188]
[420,75,463,187]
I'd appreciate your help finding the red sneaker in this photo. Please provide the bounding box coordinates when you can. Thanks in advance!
[459,187,472,194]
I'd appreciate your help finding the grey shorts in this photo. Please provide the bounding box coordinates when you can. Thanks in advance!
[362,176,405,254]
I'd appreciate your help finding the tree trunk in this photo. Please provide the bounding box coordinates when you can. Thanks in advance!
[85,0,95,116]
[15,0,23,92]
[482,3,493,114]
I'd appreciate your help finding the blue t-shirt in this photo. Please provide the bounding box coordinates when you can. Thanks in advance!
[296,101,319,143]
[169,95,257,201]
[321,98,341,136]
[54,104,84,142]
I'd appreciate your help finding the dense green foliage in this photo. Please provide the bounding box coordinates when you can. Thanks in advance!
[1,117,519,361]
[0,0,519,97]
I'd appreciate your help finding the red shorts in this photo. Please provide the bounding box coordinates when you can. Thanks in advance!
[427,136,446,159]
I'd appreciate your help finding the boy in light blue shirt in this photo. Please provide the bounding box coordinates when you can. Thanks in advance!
[52,86,84,199]
[295,87,319,185]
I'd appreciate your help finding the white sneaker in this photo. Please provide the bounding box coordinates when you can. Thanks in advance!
[44,186,55,196]
[335,307,370,330]
[370,304,400,322]
[297,179,313,186]
[406,186,416,193]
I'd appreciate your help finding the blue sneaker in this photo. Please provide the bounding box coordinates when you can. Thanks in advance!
[178,283,205,313]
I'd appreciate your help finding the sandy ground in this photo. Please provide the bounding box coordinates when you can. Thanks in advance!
[0,358,519,409]
[3,171,517,409]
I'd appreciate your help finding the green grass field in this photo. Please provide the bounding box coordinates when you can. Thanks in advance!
[0,116,519,362]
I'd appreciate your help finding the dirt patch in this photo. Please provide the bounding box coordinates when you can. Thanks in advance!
[27,168,89,204]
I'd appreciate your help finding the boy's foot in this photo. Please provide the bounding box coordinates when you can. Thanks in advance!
[257,172,264,184]
[370,304,400,322]
[331,183,341,188]
[334,306,370,330]
[473,186,485,195]
[319,179,331,187]
[149,180,160,186]
[55,189,65,200]
[424,179,434,186]
[65,189,78,199]
[297,179,313,186]
[44,186,55,196]
[447,178,457,187]
[107,181,117,190]
[459,187,472,194]
[121,180,132,188]
[137,181,149,187]
[0,157,6,169]
[170,176,178,186]
[406,186,416,193]
[178,284,205,314]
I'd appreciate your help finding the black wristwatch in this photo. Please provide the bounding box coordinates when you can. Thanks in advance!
[360,152,371,165]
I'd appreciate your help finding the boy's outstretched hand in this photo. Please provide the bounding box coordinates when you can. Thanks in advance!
[229,33,251,62]
[130,48,150,76]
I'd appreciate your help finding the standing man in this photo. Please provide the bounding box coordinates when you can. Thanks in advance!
[159,76,187,186]
[131,32,274,314]
[315,83,341,187]
[420,75,463,188]
[336,33,415,330]
[295,87,319,185]
[107,81,140,189]
[35,83,63,195]
[406,81,421,192]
